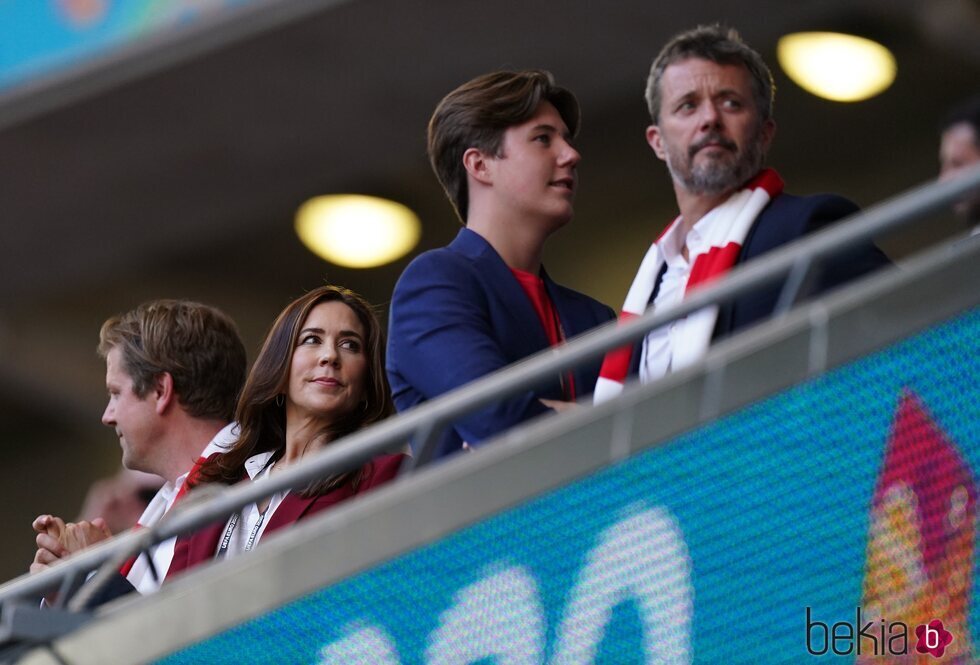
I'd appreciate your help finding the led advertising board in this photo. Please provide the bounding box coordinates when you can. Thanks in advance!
[0,0,256,90]
[160,307,980,663]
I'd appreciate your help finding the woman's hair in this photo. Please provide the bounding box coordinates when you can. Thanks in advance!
[196,285,394,495]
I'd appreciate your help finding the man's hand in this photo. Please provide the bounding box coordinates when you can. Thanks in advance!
[31,514,65,576]
[539,398,578,413]
[30,514,113,575]
[61,518,113,552]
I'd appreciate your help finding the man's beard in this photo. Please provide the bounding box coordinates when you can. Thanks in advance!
[665,124,767,196]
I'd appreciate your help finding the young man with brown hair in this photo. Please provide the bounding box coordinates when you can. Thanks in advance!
[387,70,614,461]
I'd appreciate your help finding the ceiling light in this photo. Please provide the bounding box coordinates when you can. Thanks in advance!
[777,32,896,102]
[295,195,421,268]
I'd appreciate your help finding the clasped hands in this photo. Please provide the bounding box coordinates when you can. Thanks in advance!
[30,514,112,575]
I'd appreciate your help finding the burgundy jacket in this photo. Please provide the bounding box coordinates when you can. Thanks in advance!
[166,453,405,579]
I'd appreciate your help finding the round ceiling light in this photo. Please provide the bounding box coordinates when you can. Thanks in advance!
[295,195,421,268]
[777,32,896,102]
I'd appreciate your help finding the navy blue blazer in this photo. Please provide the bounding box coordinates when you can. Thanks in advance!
[629,192,890,375]
[387,228,615,460]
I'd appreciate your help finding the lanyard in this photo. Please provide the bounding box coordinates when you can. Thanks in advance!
[215,507,267,560]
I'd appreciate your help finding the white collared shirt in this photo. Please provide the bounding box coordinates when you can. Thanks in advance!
[639,209,719,383]
[218,451,288,560]
[125,422,239,593]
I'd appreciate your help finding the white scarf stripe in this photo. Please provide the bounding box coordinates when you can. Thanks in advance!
[622,240,667,315]
[594,170,783,404]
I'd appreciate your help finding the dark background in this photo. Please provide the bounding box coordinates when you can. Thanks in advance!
[0,0,976,581]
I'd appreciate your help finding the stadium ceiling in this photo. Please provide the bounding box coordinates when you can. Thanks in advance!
[0,0,976,439]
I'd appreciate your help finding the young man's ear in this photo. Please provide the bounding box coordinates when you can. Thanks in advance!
[462,147,494,186]
[152,372,175,415]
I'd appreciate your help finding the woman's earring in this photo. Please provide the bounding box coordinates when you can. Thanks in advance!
[275,394,284,407]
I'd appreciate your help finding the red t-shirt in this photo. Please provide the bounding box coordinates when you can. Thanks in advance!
[510,267,575,401]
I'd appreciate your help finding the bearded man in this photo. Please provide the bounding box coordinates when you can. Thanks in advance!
[595,25,890,402]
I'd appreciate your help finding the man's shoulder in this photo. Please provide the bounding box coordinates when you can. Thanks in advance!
[749,191,859,244]
[393,249,481,307]
[405,243,471,269]
[765,191,859,221]
[395,231,486,285]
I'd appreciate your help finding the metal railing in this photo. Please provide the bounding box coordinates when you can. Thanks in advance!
[0,164,978,620]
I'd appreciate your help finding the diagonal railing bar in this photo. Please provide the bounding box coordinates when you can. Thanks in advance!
[0,164,977,611]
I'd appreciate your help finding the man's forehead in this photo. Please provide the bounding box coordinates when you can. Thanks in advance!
[104,346,129,381]
[662,58,751,90]
[513,101,567,132]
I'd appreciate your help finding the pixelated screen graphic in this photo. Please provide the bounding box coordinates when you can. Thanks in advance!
[0,1,258,91]
[159,307,980,664]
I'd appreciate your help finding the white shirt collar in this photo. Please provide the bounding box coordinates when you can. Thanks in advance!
[243,451,276,480]
[166,421,240,495]
[661,208,722,268]
[659,218,685,266]
[201,422,240,458]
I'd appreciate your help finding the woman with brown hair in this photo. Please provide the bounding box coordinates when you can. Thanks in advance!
[166,285,405,578]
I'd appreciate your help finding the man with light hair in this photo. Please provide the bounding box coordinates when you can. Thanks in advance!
[31,299,247,602]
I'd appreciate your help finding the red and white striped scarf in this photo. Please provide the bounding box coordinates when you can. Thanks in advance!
[121,425,237,591]
[594,169,783,404]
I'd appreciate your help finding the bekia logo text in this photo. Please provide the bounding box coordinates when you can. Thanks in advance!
[806,608,953,657]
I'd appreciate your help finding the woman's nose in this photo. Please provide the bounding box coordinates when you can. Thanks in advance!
[319,346,339,365]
